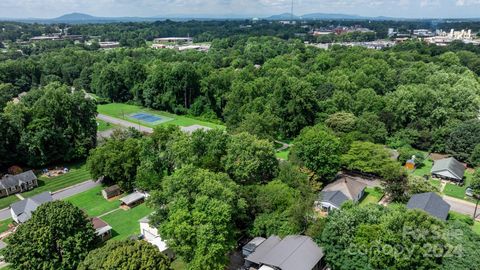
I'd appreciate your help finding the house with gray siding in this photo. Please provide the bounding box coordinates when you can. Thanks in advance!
[0,170,38,198]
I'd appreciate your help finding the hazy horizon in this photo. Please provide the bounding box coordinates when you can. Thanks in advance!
[1,0,480,19]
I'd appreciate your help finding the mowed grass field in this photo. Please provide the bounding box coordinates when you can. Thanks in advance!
[98,103,225,130]
[22,163,91,198]
[66,186,122,217]
[0,218,13,233]
[102,204,153,240]
[0,162,91,210]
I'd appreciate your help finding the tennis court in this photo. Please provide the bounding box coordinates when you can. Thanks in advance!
[128,112,173,125]
[131,113,162,123]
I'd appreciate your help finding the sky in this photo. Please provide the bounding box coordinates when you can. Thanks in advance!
[0,0,480,19]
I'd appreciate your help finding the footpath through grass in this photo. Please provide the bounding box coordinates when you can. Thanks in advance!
[98,103,225,130]
[66,186,121,217]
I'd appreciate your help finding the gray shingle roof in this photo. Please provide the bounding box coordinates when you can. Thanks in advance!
[252,235,324,270]
[431,157,465,181]
[10,191,52,223]
[0,170,36,189]
[319,191,349,209]
[323,177,367,201]
[407,192,450,221]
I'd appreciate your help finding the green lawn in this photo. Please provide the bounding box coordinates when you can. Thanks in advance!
[0,195,20,211]
[473,221,480,235]
[443,170,474,200]
[102,204,153,241]
[276,149,290,160]
[97,119,116,132]
[448,211,480,236]
[359,187,384,206]
[412,158,433,177]
[430,179,441,190]
[172,258,187,270]
[98,103,225,130]
[0,218,13,233]
[22,163,91,198]
[66,186,121,217]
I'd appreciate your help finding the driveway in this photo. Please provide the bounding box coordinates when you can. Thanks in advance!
[97,114,153,134]
[0,180,100,221]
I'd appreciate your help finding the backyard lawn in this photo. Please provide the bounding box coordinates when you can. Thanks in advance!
[359,187,384,206]
[22,163,91,198]
[102,204,153,241]
[443,170,474,200]
[66,186,121,217]
[412,158,433,177]
[98,103,225,130]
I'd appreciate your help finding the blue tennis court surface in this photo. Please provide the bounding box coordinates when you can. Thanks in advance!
[131,113,162,123]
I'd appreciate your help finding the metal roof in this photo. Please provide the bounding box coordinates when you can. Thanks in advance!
[255,235,324,270]
[120,191,145,205]
[10,191,52,223]
[0,170,36,189]
[431,157,465,180]
[246,235,282,265]
[407,192,450,221]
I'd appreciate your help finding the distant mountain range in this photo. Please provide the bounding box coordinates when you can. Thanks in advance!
[1,12,479,24]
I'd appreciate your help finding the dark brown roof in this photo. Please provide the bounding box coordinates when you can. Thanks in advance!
[103,185,121,194]
[92,217,109,229]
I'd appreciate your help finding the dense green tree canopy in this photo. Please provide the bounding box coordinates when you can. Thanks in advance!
[149,165,246,270]
[78,240,171,270]
[3,201,96,270]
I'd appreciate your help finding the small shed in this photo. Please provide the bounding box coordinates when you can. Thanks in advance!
[102,185,122,200]
[405,159,415,170]
[92,217,112,241]
[120,191,146,208]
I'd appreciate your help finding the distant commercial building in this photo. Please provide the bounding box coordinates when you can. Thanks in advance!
[413,29,435,37]
[30,35,63,42]
[153,37,193,44]
[98,41,120,49]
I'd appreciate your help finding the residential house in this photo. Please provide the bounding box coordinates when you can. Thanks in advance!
[120,191,147,208]
[139,216,173,258]
[407,192,450,221]
[244,235,325,270]
[102,185,122,200]
[0,170,38,198]
[92,217,112,241]
[431,157,465,182]
[315,177,367,211]
[10,192,53,223]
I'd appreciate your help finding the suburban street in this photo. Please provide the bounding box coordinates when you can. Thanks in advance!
[0,180,100,221]
[443,195,480,219]
[97,114,153,133]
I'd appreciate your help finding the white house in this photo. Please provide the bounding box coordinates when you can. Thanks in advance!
[139,216,173,257]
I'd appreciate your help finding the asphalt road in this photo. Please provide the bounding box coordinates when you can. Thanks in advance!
[97,114,153,134]
[0,180,100,221]
[443,195,480,219]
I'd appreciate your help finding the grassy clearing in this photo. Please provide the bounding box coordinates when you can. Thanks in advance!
[98,103,225,130]
[473,221,480,235]
[66,186,121,217]
[97,119,116,132]
[444,183,467,200]
[0,218,13,233]
[22,163,91,198]
[276,149,290,160]
[412,158,433,177]
[102,204,153,241]
[359,187,384,206]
